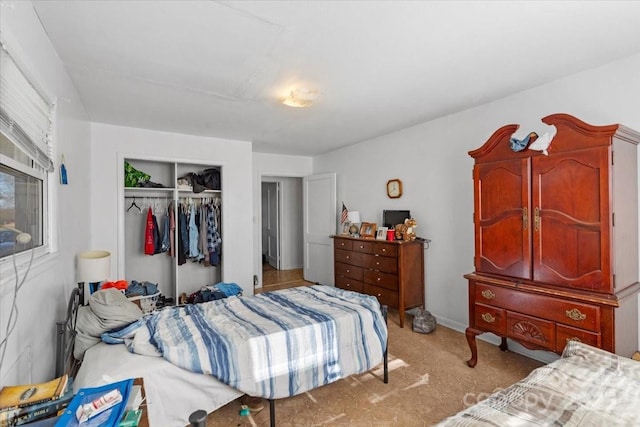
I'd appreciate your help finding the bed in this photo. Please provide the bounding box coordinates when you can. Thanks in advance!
[435,340,640,426]
[57,284,388,426]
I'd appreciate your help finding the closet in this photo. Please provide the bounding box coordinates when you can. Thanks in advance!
[465,113,639,367]
[121,158,222,301]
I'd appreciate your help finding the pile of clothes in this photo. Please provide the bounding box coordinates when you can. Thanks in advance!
[186,282,243,304]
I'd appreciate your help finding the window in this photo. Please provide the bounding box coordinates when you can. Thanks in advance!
[0,43,54,260]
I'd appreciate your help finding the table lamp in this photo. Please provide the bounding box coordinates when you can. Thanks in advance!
[347,211,361,237]
[77,250,111,304]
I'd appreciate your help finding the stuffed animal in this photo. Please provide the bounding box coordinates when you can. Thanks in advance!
[394,218,417,241]
[403,217,417,241]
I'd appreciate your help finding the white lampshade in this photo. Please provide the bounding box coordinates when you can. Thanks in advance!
[347,211,361,224]
[77,250,111,283]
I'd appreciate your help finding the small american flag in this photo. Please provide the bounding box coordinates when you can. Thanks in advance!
[340,202,349,224]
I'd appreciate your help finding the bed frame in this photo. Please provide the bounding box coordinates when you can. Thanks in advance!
[56,285,389,426]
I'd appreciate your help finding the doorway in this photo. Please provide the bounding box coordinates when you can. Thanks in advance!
[261,177,306,289]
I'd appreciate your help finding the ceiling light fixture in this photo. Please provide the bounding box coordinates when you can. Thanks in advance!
[282,88,319,108]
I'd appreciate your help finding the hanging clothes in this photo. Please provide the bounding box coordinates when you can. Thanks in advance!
[199,203,210,267]
[144,207,155,255]
[159,210,170,254]
[207,202,221,266]
[188,203,202,260]
[177,203,188,265]
[152,211,162,254]
[168,203,175,258]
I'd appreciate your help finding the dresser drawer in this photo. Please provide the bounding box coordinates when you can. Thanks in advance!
[474,303,506,335]
[556,324,601,352]
[335,249,363,266]
[373,243,397,258]
[364,284,399,308]
[506,312,555,351]
[475,283,600,332]
[335,276,364,293]
[362,254,398,274]
[364,269,398,291]
[335,262,363,281]
[352,241,373,254]
[334,238,353,251]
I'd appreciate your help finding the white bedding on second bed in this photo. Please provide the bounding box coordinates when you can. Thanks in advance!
[74,342,242,426]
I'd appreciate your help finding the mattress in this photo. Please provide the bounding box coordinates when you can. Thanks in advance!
[74,342,242,426]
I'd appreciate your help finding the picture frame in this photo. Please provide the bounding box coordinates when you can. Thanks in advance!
[376,226,388,240]
[359,222,377,239]
[340,221,351,235]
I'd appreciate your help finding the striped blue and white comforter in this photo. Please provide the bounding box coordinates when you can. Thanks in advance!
[122,285,387,399]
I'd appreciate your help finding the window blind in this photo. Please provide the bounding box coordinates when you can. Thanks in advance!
[0,44,55,172]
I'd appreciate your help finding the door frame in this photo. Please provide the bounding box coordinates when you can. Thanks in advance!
[261,180,281,270]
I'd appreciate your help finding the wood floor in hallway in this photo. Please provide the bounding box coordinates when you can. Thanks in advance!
[259,264,314,293]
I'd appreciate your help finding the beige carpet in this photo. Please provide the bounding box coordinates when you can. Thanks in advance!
[202,308,543,426]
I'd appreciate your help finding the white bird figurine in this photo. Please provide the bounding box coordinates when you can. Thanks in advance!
[528,124,557,155]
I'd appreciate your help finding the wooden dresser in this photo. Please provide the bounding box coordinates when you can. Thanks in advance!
[333,236,424,327]
[465,113,639,367]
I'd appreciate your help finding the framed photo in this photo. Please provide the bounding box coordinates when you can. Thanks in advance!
[340,221,351,235]
[376,226,388,240]
[359,222,377,239]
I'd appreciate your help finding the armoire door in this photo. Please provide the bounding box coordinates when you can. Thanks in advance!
[531,147,611,292]
[474,157,532,279]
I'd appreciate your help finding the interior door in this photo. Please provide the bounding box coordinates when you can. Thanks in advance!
[474,158,532,279]
[262,182,280,269]
[303,173,336,284]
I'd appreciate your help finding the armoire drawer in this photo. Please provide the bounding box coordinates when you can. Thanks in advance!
[364,269,398,290]
[335,276,364,293]
[474,303,506,335]
[556,324,601,352]
[335,249,363,266]
[506,311,555,351]
[334,238,353,251]
[364,284,399,308]
[352,241,373,254]
[475,282,600,332]
[362,254,398,274]
[373,243,397,258]
[335,262,363,281]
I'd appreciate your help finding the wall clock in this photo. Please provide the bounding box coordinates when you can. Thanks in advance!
[386,179,403,198]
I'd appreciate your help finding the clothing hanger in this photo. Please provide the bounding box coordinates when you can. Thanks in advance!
[127,197,142,213]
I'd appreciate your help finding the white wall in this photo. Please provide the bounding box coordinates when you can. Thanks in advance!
[90,123,254,294]
[314,53,640,361]
[252,153,312,288]
[0,2,91,386]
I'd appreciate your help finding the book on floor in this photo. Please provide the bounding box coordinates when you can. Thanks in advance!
[0,375,68,410]
[0,378,74,427]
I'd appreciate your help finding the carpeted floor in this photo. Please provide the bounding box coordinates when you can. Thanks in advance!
[202,307,543,426]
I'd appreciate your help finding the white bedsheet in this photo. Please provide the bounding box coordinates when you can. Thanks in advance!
[74,342,242,426]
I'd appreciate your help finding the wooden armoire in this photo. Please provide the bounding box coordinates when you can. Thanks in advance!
[465,113,639,367]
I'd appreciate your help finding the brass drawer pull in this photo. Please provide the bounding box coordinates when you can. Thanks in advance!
[377,277,381,281]
[346,255,350,259]
[360,245,364,249]
[481,313,496,323]
[565,308,587,321]
[382,248,386,252]
[523,207,528,230]
[566,337,582,343]
[534,207,540,231]
[346,269,350,273]
[481,290,495,300]
[377,293,382,297]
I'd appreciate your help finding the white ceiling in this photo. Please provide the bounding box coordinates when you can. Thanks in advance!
[32,1,640,155]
